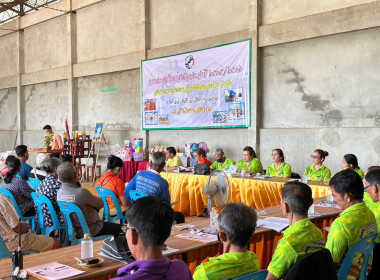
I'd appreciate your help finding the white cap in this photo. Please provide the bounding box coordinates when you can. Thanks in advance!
[36,153,50,167]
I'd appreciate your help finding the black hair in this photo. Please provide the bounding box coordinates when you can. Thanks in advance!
[60,154,73,163]
[314,149,328,162]
[15,145,28,158]
[329,169,364,200]
[344,154,360,169]
[166,147,176,156]
[125,196,174,246]
[273,148,285,163]
[367,166,380,173]
[365,169,380,188]
[243,146,256,158]
[282,182,313,216]
[43,125,52,130]
[217,203,257,247]
[107,155,124,170]
[4,155,21,184]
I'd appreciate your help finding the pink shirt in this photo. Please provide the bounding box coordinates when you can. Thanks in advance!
[51,132,63,150]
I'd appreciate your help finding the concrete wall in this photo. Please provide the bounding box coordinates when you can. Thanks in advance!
[0,0,379,176]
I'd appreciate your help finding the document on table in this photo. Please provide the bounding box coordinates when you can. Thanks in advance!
[258,217,289,232]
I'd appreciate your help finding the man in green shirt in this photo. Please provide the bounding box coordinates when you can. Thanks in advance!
[363,169,380,280]
[210,148,235,171]
[266,182,325,280]
[193,203,259,280]
[326,170,377,280]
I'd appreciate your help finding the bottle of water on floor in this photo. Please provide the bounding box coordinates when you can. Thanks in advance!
[81,234,93,259]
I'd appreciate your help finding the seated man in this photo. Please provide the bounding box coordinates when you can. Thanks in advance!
[113,196,192,280]
[125,152,170,203]
[0,194,59,252]
[326,170,377,280]
[266,182,325,280]
[210,148,235,171]
[57,162,122,238]
[363,169,380,280]
[193,203,260,280]
[165,146,183,171]
[15,145,32,181]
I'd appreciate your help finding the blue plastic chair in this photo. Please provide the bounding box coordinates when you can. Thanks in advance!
[338,233,378,280]
[28,178,41,190]
[0,188,35,228]
[0,235,38,259]
[96,187,125,224]
[57,201,112,246]
[129,190,148,203]
[235,269,268,280]
[31,192,66,242]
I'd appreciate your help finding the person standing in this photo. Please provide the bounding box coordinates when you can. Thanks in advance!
[43,125,64,158]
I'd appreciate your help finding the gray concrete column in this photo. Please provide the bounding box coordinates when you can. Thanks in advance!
[16,19,24,145]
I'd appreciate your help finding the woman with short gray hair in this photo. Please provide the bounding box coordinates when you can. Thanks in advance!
[210,148,236,171]
[36,158,64,228]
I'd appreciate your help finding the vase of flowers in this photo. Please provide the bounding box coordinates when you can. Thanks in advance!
[43,134,54,149]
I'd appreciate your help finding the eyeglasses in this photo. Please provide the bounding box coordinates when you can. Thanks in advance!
[121,225,135,233]
[311,155,320,159]
[364,184,373,192]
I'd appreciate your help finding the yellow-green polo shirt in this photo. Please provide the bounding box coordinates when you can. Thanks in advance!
[268,218,325,279]
[266,163,292,177]
[193,251,260,280]
[335,168,365,180]
[236,158,264,174]
[326,202,377,279]
[166,155,184,167]
[363,193,380,243]
[304,164,331,182]
[210,158,235,171]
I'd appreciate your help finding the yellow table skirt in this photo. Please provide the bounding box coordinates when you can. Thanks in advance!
[161,172,330,216]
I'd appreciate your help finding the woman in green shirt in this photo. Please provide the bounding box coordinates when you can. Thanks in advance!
[342,154,365,179]
[304,149,331,182]
[236,146,263,175]
[266,149,292,177]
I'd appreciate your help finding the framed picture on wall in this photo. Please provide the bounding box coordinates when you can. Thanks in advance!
[92,123,104,143]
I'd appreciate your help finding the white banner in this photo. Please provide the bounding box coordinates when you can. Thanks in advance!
[141,40,251,130]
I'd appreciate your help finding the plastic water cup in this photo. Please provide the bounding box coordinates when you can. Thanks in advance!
[241,170,246,177]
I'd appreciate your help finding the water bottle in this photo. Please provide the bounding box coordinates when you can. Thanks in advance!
[81,234,93,259]
[209,209,218,231]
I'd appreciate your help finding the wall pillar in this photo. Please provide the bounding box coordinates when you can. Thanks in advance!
[16,18,24,145]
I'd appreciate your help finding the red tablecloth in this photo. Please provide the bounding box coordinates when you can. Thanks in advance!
[118,160,149,182]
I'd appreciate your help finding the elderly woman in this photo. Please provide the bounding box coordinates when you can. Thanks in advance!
[36,158,64,228]
[30,153,50,180]
[194,148,212,167]
[266,149,292,177]
[0,155,35,217]
[210,148,235,171]
[304,149,331,182]
[236,146,263,175]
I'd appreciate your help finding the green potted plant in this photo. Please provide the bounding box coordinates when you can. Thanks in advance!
[43,134,54,149]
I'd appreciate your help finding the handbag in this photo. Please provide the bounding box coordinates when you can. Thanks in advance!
[101,233,135,263]
[194,164,210,175]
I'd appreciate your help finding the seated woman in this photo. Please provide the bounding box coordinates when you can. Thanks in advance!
[194,148,212,167]
[210,148,236,171]
[96,155,130,214]
[236,146,263,175]
[0,155,35,217]
[30,153,50,180]
[304,149,331,182]
[36,158,65,228]
[166,146,184,171]
[341,154,364,179]
[266,148,292,177]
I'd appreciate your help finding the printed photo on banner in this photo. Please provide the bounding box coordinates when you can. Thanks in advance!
[225,87,243,103]
[159,115,170,124]
[228,103,245,120]
[144,99,157,111]
[213,111,228,123]
[145,112,158,125]
[92,123,104,143]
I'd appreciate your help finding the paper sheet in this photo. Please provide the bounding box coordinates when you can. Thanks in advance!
[175,232,218,243]
[258,217,289,232]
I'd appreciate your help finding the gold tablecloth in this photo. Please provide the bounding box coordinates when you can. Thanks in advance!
[161,172,329,216]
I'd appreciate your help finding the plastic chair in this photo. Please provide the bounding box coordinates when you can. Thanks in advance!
[96,187,125,224]
[28,178,41,190]
[129,190,148,203]
[0,235,38,259]
[57,201,112,246]
[0,188,35,228]
[235,269,268,280]
[31,192,66,242]
[338,233,378,280]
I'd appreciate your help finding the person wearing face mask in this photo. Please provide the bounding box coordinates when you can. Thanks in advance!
[236,146,263,175]
[266,149,292,178]
[326,170,377,279]
[210,148,235,171]
[304,149,331,182]
[193,203,259,280]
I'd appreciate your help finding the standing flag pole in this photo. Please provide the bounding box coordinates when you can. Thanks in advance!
[65,117,71,144]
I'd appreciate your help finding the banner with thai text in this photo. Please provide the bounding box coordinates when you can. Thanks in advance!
[142,39,251,130]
